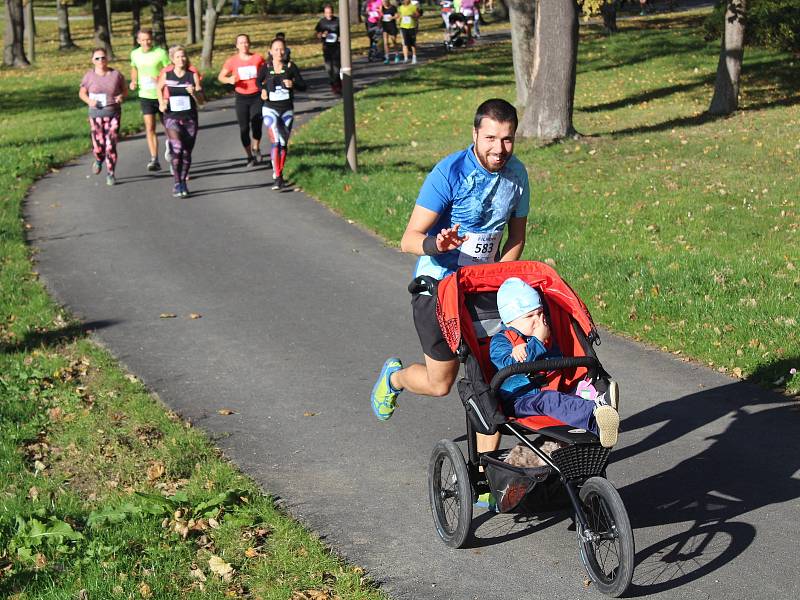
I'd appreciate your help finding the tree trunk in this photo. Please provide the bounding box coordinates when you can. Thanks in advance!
[151,0,167,48]
[4,0,29,66]
[186,0,196,44]
[23,0,33,63]
[106,0,113,34]
[519,0,579,140]
[132,0,141,46]
[494,0,509,20]
[57,0,77,49]
[92,0,113,57]
[193,0,203,41]
[350,0,360,23]
[506,0,535,110]
[708,0,746,115]
[601,0,618,34]
[201,0,226,71]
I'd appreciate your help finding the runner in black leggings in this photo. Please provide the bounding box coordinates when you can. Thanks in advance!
[217,34,266,167]
[158,46,203,197]
[257,37,307,190]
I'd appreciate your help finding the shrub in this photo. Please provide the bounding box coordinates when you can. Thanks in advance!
[703,0,800,54]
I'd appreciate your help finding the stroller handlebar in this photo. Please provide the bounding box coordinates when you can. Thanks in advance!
[490,356,599,396]
[408,275,439,295]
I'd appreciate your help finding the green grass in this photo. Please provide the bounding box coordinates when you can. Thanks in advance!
[287,11,800,392]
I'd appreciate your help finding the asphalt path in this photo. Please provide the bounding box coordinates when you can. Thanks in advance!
[25,36,800,600]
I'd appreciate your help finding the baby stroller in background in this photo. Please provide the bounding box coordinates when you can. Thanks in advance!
[413,261,634,597]
[445,13,468,50]
[367,22,384,62]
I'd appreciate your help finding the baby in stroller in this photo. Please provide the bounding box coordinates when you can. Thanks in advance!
[490,277,620,448]
[445,13,468,50]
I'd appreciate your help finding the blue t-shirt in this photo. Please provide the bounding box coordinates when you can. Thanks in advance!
[413,145,530,280]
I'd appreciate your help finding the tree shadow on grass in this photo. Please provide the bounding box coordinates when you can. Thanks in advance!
[1,320,120,354]
[614,372,800,596]
[0,84,77,115]
[580,54,799,121]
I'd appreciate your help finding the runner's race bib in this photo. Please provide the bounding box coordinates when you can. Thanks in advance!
[237,65,257,80]
[401,15,413,26]
[369,10,379,18]
[269,86,290,102]
[325,32,338,43]
[140,76,157,90]
[382,13,393,21]
[89,92,107,107]
[457,230,503,266]
[169,95,191,112]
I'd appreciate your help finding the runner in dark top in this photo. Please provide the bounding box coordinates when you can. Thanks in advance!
[258,37,307,190]
[381,0,400,64]
[157,45,203,198]
[315,4,341,95]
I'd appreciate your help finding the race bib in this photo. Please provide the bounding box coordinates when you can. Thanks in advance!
[268,86,290,102]
[457,231,503,266]
[237,65,257,80]
[89,92,107,107]
[140,76,157,90]
[401,15,413,25]
[369,10,379,18]
[382,13,393,21]
[325,32,338,43]
[168,95,191,112]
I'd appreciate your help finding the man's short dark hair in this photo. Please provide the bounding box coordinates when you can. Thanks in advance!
[473,98,518,131]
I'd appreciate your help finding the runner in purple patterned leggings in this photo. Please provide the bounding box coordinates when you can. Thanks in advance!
[157,46,204,197]
[79,48,127,185]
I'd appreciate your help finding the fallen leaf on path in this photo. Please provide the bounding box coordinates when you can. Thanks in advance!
[189,313,202,319]
[218,409,236,416]
[160,313,177,319]
[303,411,317,417]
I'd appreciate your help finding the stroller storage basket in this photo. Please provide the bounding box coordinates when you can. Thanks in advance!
[550,443,609,481]
[481,453,551,513]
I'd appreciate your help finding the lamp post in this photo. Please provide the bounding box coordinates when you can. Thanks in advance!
[339,0,358,172]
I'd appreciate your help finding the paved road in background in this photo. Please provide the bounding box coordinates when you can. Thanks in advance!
[26,35,799,600]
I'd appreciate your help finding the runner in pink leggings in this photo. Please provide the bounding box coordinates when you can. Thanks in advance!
[79,48,127,186]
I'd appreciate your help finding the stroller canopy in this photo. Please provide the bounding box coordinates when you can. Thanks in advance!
[435,261,598,391]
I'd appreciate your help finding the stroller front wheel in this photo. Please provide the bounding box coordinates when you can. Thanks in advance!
[576,477,635,597]
[428,440,473,548]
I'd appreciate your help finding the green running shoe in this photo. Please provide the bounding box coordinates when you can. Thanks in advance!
[371,358,402,421]
[474,492,498,512]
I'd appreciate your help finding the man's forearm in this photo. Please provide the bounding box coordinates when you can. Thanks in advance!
[400,230,429,256]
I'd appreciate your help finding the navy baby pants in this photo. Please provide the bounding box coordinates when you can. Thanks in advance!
[510,390,598,435]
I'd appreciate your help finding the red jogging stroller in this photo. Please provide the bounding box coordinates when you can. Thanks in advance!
[413,261,634,597]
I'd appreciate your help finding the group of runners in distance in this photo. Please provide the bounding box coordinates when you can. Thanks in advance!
[78,2,484,196]
[79,25,307,195]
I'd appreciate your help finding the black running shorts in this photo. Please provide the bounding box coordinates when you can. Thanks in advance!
[140,98,161,115]
[412,292,456,362]
[401,28,417,48]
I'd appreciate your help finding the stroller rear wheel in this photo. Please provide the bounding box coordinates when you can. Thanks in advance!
[576,477,634,597]
[428,440,473,548]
